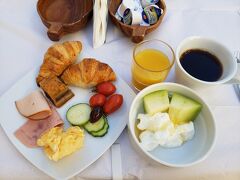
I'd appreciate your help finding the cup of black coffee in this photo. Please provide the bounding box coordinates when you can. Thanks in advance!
[175,36,240,89]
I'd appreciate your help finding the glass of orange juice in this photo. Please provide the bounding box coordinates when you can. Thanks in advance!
[132,39,175,91]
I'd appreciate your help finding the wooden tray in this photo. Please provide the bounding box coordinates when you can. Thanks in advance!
[37,0,93,41]
[109,0,166,43]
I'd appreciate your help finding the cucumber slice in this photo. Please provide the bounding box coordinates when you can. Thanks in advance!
[84,116,105,132]
[91,120,109,137]
[66,103,91,125]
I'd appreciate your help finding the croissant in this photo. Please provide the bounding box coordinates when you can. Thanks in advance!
[61,58,116,88]
[36,41,82,84]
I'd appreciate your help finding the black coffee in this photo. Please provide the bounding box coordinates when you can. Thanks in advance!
[180,49,223,82]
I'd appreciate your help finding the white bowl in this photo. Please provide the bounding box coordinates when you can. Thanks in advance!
[128,83,216,167]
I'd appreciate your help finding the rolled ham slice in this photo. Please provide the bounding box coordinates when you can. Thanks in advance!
[15,90,52,120]
[14,105,63,148]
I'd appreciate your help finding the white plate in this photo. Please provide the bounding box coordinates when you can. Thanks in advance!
[0,69,135,179]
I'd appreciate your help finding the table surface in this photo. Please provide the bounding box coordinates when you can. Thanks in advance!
[1,0,240,179]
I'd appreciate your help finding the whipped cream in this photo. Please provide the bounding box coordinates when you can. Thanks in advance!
[138,112,195,151]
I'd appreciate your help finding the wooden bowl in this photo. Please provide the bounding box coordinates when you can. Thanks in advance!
[109,0,166,43]
[37,0,93,41]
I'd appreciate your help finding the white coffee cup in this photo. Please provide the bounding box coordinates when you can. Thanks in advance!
[175,36,240,89]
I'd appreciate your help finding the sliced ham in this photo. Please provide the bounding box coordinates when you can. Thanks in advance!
[15,90,52,120]
[14,105,63,148]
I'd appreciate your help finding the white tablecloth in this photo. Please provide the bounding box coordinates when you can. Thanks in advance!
[1,0,240,179]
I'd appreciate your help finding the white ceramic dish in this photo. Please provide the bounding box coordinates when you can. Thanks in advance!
[128,82,216,167]
[0,69,135,179]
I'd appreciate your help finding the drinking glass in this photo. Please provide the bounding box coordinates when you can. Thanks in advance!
[131,39,175,91]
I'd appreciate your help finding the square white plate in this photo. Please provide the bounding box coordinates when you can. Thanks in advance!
[0,69,135,179]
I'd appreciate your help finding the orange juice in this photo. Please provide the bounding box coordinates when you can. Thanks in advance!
[132,49,171,90]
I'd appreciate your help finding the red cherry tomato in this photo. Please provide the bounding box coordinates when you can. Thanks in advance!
[103,94,123,115]
[96,82,116,96]
[89,94,106,107]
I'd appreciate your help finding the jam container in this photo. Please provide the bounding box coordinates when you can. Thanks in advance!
[141,0,159,8]
[123,8,142,25]
[142,4,163,25]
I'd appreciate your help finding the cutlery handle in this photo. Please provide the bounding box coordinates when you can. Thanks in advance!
[111,143,123,180]
[224,63,240,84]
[233,84,240,101]
[47,23,63,41]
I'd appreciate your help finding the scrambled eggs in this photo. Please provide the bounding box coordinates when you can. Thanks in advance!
[37,126,84,161]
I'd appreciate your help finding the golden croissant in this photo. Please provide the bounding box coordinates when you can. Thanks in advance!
[36,41,82,84]
[61,58,116,88]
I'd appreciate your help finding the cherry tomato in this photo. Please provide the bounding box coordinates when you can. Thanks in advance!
[103,94,123,115]
[96,82,116,96]
[89,94,106,107]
